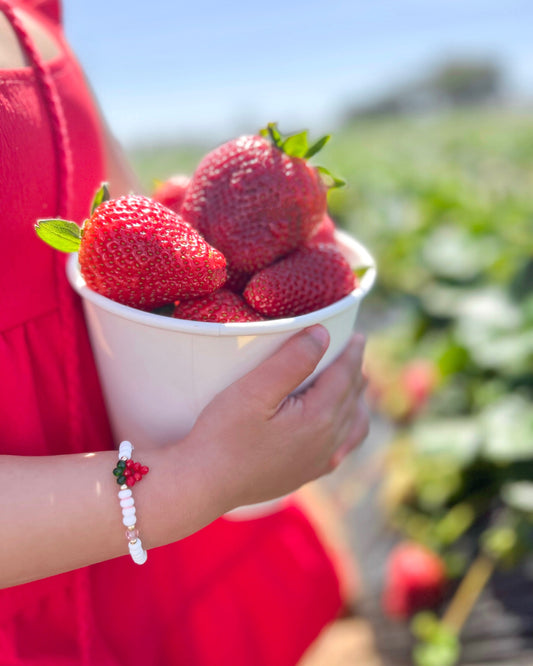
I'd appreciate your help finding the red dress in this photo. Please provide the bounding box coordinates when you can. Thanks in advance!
[0,1,343,663]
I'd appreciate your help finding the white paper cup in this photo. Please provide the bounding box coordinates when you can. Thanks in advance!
[67,231,376,515]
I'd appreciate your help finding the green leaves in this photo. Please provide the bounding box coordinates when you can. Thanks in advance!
[316,166,346,189]
[260,122,330,159]
[90,182,110,214]
[259,122,344,187]
[34,182,109,252]
[34,218,82,253]
[411,612,460,666]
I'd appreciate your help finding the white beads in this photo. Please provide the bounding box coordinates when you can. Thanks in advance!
[119,440,133,459]
[128,538,148,565]
[116,441,148,565]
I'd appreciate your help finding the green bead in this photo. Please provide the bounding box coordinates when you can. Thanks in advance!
[113,467,122,476]
[117,460,127,470]
[117,475,126,485]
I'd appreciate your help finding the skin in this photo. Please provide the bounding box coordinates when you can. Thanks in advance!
[0,8,370,589]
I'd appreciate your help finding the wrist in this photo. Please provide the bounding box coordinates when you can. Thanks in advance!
[175,432,237,517]
[132,436,227,549]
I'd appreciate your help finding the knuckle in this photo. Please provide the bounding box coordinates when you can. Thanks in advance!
[325,455,340,475]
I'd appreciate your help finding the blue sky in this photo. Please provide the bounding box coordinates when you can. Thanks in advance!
[63,0,533,146]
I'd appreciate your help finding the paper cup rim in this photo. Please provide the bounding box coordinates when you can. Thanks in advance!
[66,230,376,337]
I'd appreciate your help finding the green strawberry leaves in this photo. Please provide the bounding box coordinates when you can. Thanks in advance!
[259,122,345,188]
[353,265,372,281]
[35,218,83,252]
[90,182,110,215]
[260,122,329,160]
[305,134,331,160]
[35,182,110,253]
[316,166,346,189]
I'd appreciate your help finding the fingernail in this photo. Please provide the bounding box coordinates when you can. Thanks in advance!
[306,325,330,350]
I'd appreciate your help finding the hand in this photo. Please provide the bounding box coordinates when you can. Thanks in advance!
[183,325,369,511]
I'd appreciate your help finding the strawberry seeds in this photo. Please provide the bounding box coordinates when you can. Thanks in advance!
[36,124,358,322]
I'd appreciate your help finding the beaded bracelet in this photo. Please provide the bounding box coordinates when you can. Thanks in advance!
[113,441,149,565]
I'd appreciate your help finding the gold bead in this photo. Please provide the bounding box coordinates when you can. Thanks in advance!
[120,456,128,462]
[129,539,138,545]
[127,525,136,531]
[120,484,128,490]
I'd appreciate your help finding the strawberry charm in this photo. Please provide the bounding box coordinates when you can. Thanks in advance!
[35,184,227,310]
[181,123,343,273]
[113,458,149,488]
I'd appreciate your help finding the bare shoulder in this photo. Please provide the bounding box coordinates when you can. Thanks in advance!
[0,6,60,69]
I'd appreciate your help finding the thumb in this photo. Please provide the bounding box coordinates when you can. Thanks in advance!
[236,325,330,411]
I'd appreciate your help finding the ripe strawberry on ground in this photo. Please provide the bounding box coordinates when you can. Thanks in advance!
[152,174,191,213]
[173,288,264,323]
[382,542,447,620]
[35,184,227,310]
[243,243,357,318]
[181,123,343,273]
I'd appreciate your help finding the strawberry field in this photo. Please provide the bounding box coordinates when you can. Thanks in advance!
[131,109,533,665]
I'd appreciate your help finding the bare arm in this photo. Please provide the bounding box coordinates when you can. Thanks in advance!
[1,329,368,589]
[0,11,369,589]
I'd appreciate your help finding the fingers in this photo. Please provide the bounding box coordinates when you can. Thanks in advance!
[235,325,330,412]
[305,332,366,414]
[329,397,370,470]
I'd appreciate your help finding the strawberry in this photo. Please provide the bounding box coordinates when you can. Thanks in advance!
[307,213,337,246]
[173,288,264,323]
[382,542,447,620]
[152,174,191,213]
[181,123,343,273]
[225,264,253,294]
[399,359,439,418]
[243,243,356,318]
[35,185,227,310]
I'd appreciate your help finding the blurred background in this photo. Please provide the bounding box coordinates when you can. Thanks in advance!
[65,2,533,664]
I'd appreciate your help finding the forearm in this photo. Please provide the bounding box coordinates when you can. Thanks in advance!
[1,440,222,589]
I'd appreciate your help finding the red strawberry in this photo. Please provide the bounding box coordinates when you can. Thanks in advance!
[225,264,253,294]
[307,213,337,246]
[173,288,264,323]
[35,185,227,310]
[181,123,342,273]
[383,542,447,620]
[152,174,191,213]
[243,243,356,318]
[400,359,439,418]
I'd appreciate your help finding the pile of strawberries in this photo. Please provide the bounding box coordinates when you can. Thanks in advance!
[36,124,358,323]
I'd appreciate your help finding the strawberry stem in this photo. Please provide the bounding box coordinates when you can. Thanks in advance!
[441,554,495,635]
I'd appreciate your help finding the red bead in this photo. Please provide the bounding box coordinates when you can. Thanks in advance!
[126,476,136,487]
[124,469,132,477]
[134,472,142,482]
[140,466,149,475]
[134,462,141,472]
[126,459,134,468]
